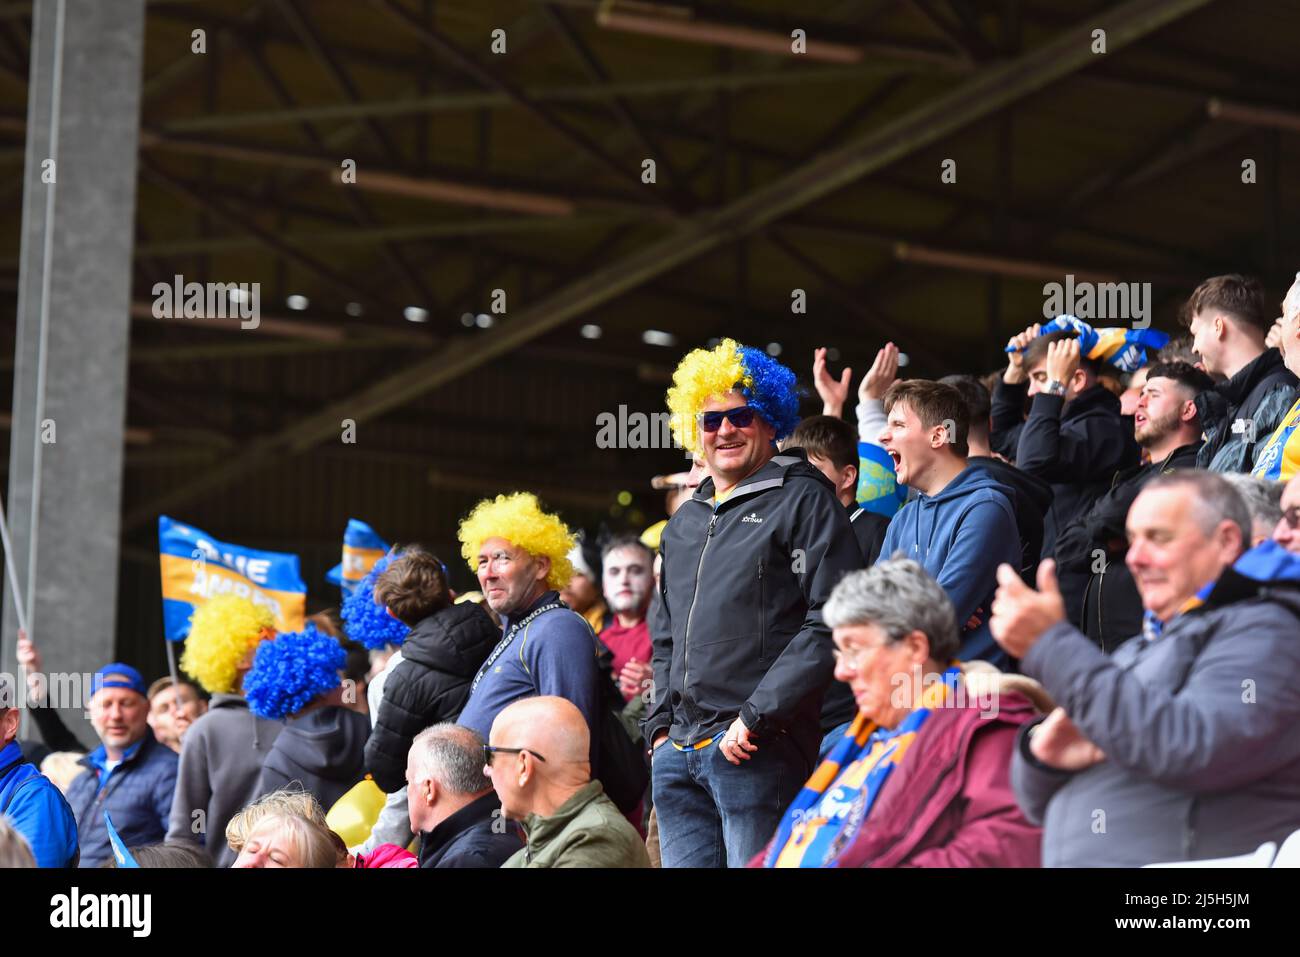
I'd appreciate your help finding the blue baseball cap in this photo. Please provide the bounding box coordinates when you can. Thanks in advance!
[92,663,148,697]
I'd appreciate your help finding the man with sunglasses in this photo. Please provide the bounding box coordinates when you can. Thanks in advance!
[1274,473,1300,554]
[649,340,860,868]
[490,696,649,868]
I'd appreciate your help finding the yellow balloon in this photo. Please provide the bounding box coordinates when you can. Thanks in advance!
[326,776,388,848]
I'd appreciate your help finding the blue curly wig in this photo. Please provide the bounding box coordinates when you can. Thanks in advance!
[341,554,411,650]
[244,624,346,720]
[735,344,800,442]
[666,338,801,453]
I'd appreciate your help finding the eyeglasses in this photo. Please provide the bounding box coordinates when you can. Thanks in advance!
[1280,506,1300,531]
[483,744,548,766]
[831,640,892,670]
[697,406,756,433]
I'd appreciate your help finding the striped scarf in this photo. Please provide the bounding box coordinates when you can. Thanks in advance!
[1140,578,1215,642]
[763,666,960,868]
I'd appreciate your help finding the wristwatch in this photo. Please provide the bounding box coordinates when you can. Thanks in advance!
[1043,379,1067,397]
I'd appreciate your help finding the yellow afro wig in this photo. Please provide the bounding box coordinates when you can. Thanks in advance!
[180,595,276,694]
[665,337,752,455]
[457,492,575,591]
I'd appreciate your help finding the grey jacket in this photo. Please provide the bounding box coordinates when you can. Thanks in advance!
[166,694,283,867]
[1012,554,1300,867]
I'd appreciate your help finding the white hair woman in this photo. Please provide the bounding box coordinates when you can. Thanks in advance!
[753,558,1050,868]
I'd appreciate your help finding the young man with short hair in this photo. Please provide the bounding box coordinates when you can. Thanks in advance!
[877,379,1020,666]
[1186,273,1298,473]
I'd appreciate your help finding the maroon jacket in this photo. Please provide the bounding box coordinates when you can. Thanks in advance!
[751,691,1042,868]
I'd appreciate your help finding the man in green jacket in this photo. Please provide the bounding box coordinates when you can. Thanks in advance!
[489,696,648,868]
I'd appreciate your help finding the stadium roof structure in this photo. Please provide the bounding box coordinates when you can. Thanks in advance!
[0,0,1297,654]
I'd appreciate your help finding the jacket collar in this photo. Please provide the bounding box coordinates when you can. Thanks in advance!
[81,729,153,779]
[519,779,604,851]
[209,693,247,710]
[0,740,23,774]
[1062,383,1120,420]
[693,449,810,506]
[1215,348,1286,405]
[421,790,501,859]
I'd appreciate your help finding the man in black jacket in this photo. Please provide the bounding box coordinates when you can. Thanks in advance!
[647,341,861,867]
[364,548,499,793]
[1186,273,1299,474]
[992,327,1139,621]
[408,724,522,868]
[1054,361,1213,651]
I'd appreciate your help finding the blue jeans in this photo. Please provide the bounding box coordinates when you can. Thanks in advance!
[652,731,810,868]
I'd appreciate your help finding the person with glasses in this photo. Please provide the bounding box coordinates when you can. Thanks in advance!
[752,559,1045,868]
[647,338,861,868]
[995,470,1300,866]
[489,696,648,868]
[407,723,522,868]
[1273,472,1300,554]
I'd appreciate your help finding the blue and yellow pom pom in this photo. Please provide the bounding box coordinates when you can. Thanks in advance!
[666,338,800,453]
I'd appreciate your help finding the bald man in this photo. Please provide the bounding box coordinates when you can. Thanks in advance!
[487,696,648,868]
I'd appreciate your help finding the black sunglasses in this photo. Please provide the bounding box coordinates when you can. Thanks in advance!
[1281,506,1300,531]
[483,744,548,766]
[697,406,756,433]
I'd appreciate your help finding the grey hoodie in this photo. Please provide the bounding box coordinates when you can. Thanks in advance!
[166,694,283,867]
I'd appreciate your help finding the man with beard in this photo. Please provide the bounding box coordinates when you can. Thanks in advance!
[597,536,657,705]
[1053,361,1213,651]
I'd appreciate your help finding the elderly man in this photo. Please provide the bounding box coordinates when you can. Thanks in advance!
[1274,472,1300,554]
[992,471,1300,866]
[489,696,648,868]
[66,663,179,867]
[0,674,79,867]
[455,492,606,763]
[146,676,207,753]
[1253,271,1300,482]
[407,723,523,868]
[648,338,861,868]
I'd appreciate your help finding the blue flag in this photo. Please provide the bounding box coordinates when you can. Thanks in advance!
[325,519,391,598]
[158,516,307,641]
[105,812,139,868]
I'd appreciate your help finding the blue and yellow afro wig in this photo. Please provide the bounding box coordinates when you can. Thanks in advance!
[341,553,411,650]
[666,337,800,454]
[457,492,575,591]
[244,624,345,721]
[180,595,276,695]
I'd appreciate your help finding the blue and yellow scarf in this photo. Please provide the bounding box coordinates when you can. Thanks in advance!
[763,666,960,868]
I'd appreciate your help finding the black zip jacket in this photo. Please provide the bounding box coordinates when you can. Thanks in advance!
[1195,348,1298,473]
[967,454,1054,584]
[418,790,524,868]
[644,450,862,765]
[1055,442,1201,651]
[1010,384,1139,575]
[365,601,500,793]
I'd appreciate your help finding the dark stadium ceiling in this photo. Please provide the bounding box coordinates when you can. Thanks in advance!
[0,0,1298,542]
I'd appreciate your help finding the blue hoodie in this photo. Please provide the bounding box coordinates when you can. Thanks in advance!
[877,465,1020,667]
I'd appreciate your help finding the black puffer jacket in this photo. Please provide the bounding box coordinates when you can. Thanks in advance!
[645,450,862,766]
[365,602,499,792]
[1195,348,1298,473]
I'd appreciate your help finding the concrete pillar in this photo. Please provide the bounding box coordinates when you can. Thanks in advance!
[3,0,145,741]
